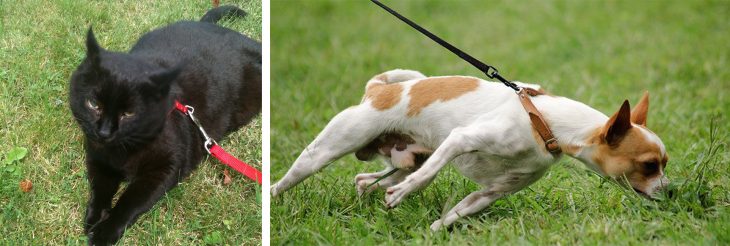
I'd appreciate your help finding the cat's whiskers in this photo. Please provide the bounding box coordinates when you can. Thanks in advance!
[119,141,130,153]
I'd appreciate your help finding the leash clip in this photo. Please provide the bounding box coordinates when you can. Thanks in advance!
[183,105,217,154]
[204,138,218,154]
[484,66,499,79]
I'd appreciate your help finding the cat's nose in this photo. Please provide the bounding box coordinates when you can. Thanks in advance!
[99,128,111,138]
[98,120,113,139]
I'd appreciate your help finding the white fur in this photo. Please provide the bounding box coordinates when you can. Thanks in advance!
[639,127,666,155]
[272,69,667,231]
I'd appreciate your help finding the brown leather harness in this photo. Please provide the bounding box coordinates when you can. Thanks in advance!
[517,88,562,155]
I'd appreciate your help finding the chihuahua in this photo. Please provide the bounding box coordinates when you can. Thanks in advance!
[272,69,669,230]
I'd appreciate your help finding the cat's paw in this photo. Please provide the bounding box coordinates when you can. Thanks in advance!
[87,218,124,246]
[84,208,109,233]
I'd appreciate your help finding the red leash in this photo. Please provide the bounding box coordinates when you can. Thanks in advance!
[174,101,262,184]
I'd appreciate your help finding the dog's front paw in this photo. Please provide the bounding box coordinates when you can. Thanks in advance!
[385,183,412,208]
[87,218,124,246]
[355,174,380,196]
[357,179,381,196]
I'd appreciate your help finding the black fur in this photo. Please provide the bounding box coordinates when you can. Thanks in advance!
[69,6,260,245]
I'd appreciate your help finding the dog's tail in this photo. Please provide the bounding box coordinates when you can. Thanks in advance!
[200,5,247,23]
[365,69,426,89]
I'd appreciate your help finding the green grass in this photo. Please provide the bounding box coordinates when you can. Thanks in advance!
[271,1,729,245]
[0,0,261,244]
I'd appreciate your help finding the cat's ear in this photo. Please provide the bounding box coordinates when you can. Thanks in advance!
[85,26,102,65]
[148,65,183,97]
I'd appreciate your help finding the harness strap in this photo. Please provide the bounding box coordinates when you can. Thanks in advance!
[174,101,188,113]
[517,88,561,155]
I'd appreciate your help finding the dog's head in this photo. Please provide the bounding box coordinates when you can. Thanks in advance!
[580,92,669,197]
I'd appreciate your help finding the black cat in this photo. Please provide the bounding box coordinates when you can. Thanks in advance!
[69,6,261,245]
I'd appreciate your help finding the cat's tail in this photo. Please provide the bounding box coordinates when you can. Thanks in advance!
[200,5,247,23]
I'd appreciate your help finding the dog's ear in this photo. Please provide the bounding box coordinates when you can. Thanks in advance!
[603,100,633,146]
[631,91,649,126]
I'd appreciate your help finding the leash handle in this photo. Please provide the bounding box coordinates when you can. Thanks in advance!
[370,0,520,91]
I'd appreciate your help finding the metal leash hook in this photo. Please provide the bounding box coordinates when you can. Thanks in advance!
[184,105,217,154]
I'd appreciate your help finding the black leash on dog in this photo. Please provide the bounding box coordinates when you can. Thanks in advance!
[370,0,520,92]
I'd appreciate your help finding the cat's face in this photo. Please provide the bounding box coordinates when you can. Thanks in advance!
[70,28,180,148]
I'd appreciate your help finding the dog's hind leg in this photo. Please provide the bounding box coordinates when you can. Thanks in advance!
[272,106,384,197]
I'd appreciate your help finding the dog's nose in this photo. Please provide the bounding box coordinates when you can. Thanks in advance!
[650,176,671,196]
[659,177,670,189]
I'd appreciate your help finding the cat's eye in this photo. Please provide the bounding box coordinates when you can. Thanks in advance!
[122,111,135,118]
[87,99,100,111]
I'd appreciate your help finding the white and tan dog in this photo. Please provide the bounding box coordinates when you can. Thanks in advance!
[272,69,669,230]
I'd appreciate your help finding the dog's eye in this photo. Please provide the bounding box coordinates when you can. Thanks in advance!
[643,161,659,174]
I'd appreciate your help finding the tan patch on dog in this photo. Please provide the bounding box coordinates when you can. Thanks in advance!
[407,77,479,116]
[364,83,403,110]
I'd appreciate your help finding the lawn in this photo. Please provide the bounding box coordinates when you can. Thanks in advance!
[271,1,729,245]
[0,0,261,244]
